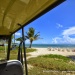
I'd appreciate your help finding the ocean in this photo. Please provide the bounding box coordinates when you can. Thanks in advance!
[25,44,75,48]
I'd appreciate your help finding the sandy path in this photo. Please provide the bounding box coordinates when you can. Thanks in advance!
[27,48,75,59]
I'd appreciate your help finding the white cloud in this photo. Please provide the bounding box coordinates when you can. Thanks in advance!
[15,32,21,36]
[52,37,67,44]
[52,37,62,44]
[62,26,75,36]
[26,40,30,44]
[52,26,75,44]
[56,23,63,28]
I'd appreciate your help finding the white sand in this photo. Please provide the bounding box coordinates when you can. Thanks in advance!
[27,47,75,59]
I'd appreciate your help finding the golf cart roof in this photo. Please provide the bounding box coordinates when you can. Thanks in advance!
[0,0,65,36]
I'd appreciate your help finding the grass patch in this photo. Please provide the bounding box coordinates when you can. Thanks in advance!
[0,48,36,60]
[28,66,51,75]
[28,54,75,71]
[26,48,36,53]
[9,48,35,60]
[0,46,5,51]
[28,66,75,75]
[39,54,70,62]
[0,50,6,59]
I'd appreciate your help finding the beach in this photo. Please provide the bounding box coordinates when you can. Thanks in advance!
[27,47,75,59]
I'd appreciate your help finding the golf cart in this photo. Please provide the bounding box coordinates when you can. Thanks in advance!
[0,0,65,75]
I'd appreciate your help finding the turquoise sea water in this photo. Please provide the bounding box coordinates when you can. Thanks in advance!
[25,44,75,48]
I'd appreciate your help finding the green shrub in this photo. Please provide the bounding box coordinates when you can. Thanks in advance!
[28,54,75,71]
[39,54,71,62]
[0,46,5,51]
[26,48,36,53]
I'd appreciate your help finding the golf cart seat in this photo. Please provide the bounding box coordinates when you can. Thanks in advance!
[0,60,23,75]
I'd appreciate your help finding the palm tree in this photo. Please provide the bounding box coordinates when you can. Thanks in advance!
[25,27,40,48]
[16,27,41,48]
[16,37,23,42]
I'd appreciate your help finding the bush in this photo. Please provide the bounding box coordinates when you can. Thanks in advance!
[28,54,75,71]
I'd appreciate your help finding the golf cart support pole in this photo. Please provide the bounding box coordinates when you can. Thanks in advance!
[7,35,12,60]
[22,27,28,75]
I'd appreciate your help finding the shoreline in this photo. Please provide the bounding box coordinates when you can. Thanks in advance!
[26,44,75,48]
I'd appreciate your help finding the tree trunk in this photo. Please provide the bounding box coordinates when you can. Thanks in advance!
[29,41,32,48]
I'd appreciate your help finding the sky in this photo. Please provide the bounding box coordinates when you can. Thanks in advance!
[15,0,75,44]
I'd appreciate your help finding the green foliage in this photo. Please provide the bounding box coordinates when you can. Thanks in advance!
[0,50,6,60]
[0,46,5,50]
[28,54,75,71]
[16,27,41,48]
[28,66,75,75]
[10,48,36,59]
[16,37,22,41]
[26,27,40,48]
[26,27,35,37]
[0,47,36,60]
[39,54,70,62]
[26,48,36,53]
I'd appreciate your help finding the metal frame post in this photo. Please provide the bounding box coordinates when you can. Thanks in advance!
[7,35,12,60]
[14,34,15,44]
[22,27,28,75]
[17,41,23,65]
